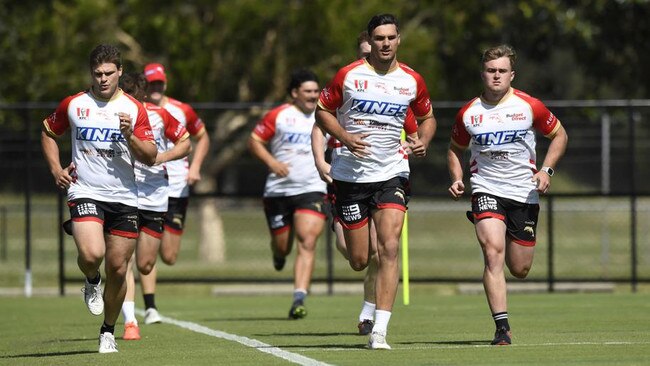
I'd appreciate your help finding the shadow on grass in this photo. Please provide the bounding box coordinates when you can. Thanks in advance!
[264,343,367,350]
[1,350,95,358]
[202,317,286,322]
[254,332,350,337]
[400,340,488,346]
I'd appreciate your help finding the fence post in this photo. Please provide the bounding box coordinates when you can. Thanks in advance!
[24,110,32,298]
[325,214,334,296]
[629,105,638,293]
[58,190,66,296]
[547,195,554,293]
[1,206,6,261]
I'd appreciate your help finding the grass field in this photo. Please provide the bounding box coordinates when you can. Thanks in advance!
[1,284,649,365]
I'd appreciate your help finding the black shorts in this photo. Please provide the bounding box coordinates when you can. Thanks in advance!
[263,192,326,234]
[332,176,410,230]
[68,198,139,238]
[468,193,540,246]
[164,196,189,235]
[139,209,165,239]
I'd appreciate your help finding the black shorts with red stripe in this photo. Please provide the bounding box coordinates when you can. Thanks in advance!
[68,198,139,238]
[468,193,540,246]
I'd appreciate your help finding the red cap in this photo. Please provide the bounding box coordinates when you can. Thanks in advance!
[144,63,167,83]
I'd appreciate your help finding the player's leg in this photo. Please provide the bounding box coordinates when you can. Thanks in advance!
[358,219,378,335]
[159,197,188,266]
[121,253,140,340]
[504,201,539,279]
[137,210,165,324]
[289,201,326,319]
[263,197,294,271]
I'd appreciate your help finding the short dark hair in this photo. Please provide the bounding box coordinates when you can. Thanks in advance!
[119,72,147,102]
[482,44,517,70]
[356,30,370,48]
[287,68,319,95]
[89,44,122,71]
[367,13,399,36]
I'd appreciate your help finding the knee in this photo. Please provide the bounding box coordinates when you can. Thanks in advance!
[137,261,155,275]
[348,256,368,272]
[160,253,177,266]
[509,264,531,279]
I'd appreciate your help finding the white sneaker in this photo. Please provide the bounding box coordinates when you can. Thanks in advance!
[368,331,391,350]
[98,332,118,353]
[144,308,162,324]
[82,278,104,316]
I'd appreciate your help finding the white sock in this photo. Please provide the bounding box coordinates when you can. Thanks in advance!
[373,310,392,334]
[121,301,137,324]
[359,301,376,322]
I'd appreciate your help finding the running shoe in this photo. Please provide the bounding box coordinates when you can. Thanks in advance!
[99,332,118,353]
[288,300,307,319]
[123,321,141,340]
[491,326,512,345]
[357,319,374,335]
[144,308,162,324]
[82,278,104,316]
[368,331,391,350]
[273,255,286,271]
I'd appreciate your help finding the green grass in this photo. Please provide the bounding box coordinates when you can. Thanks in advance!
[0,285,649,365]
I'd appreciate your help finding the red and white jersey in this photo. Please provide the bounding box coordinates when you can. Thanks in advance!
[161,96,206,198]
[43,89,154,206]
[451,88,561,203]
[318,59,433,183]
[252,103,327,197]
[135,102,190,212]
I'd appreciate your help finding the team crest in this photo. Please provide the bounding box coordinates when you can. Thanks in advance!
[77,108,90,120]
[470,114,483,127]
[354,80,368,92]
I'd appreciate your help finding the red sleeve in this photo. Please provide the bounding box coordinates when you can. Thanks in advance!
[158,108,189,143]
[178,102,206,136]
[132,100,154,142]
[514,89,559,136]
[43,94,78,137]
[403,108,417,134]
[450,99,476,148]
[318,61,361,112]
[252,104,287,142]
[400,64,433,119]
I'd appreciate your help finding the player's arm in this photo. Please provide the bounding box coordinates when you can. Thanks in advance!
[156,135,192,165]
[119,112,157,166]
[248,134,289,177]
[533,124,568,194]
[407,115,437,157]
[447,143,466,200]
[188,130,209,185]
[41,128,76,190]
[311,123,332,184]
[315,107,370,158]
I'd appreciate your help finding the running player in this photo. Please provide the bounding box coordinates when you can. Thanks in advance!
[447,44,568,345]
[139,62,210,324]
[41,44,157,353]
[118,72,191,340]
[316,14,437,349]
[248,68,327,319]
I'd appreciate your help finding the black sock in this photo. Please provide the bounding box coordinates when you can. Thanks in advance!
[143,293,156,310]
[87,272,101,285]
[100,322,115,335]
[492,312,510,331]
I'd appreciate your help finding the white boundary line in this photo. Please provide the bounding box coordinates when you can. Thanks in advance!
[135,309,334,366]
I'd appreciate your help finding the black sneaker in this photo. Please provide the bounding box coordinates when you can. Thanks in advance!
[273,255,286,271]
[491,327,512,345]
[357,319,374,335]
[288,300,307,319]
[62,219,73,236]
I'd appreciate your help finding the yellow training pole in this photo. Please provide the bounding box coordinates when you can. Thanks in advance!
[401,129,410,305]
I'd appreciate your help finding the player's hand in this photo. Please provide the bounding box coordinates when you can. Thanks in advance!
[341,132,371,158]
[533,171,551,194]
[187,166,202,185]
[448,180,465,200]
[315,160,333,184]
[405,135,426,157]
[117,112,133,140]
[270,160,290,177]
[54,162,77,190]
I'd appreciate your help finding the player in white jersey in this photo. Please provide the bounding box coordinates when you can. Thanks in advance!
[249,68,327,319]
[139,63,210,324]
[41,44,157,353]
[117,73,191,341]
[316,14,437,350]
[447,44,568,346]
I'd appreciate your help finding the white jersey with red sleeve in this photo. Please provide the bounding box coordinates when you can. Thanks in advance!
[251,103,327,197]
[162,97,206,198]
[42,89,154,206]
[135,102,190,212]
[318,59,433,183]
[451,88,561,204]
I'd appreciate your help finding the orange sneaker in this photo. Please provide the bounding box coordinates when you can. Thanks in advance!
[123,321,141,340]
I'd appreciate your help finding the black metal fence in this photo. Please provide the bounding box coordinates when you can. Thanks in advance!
[2,100,650,295]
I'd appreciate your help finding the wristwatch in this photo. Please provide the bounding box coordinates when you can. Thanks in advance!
[541,166,554,177]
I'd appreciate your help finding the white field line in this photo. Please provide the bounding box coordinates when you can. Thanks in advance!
[135,309,334,366]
